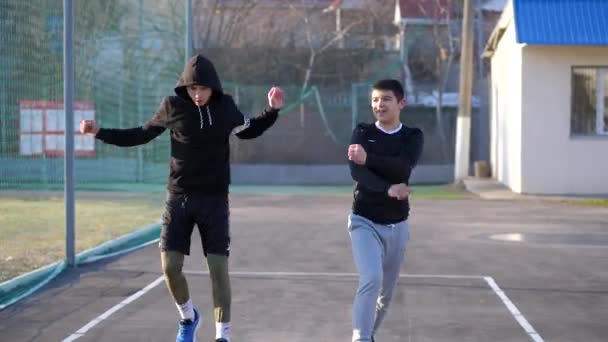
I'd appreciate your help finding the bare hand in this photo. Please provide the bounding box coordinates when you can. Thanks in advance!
[268,86,284,110]
[80,120,99,135]
[348,144,367,165]
[388,183,411,200]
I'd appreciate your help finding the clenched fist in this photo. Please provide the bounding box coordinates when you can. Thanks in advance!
[268,87,284,110]
[80,120,99,135]
[348,144,367,165]
[388,183,411,200]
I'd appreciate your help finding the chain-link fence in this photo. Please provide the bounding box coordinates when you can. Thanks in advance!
[0,0,476,299]
[0,0,466,190]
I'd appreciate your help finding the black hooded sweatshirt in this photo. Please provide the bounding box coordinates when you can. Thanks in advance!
[95,54,279,194]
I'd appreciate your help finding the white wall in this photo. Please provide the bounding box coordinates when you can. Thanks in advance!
[490,21,524,192]
[521,46,608,195]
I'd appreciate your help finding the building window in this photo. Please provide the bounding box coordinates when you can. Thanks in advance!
[571,67,608,136]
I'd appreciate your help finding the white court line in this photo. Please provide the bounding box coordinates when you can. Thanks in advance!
[62,271,544,342]
[184,270,487,280]
[188,271,544,341]
[61,276,165,342]
[484,277,545,342]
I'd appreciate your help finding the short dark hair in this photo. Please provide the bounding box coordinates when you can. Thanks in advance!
[372,79,404,101]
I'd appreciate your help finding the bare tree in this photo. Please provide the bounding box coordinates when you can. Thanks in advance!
[197,0,258,49]
[418,0,459,161]
[297,8,361,98]
[279,2,365,128]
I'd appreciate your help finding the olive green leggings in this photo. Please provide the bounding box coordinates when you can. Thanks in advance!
[161,251,231,322]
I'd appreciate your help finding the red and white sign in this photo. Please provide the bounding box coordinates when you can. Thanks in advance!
[19,100,96,157]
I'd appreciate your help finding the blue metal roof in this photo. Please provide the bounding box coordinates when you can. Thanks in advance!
[514,0,608,45]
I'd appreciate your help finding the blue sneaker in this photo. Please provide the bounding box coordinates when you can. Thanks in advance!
[176,308,200,342]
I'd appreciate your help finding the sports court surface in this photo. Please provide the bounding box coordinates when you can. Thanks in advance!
[0,192,606,341]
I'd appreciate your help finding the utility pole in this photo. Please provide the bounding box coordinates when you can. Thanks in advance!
[63,0,75,267]
[454,0,474,181]
[185,0,193,62]
[336,7,344,48]
[136,0,144,182]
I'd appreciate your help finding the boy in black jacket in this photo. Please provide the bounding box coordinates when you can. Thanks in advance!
[80,54,284,342]
[347,79,423,342]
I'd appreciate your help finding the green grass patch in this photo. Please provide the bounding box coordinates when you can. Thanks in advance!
[560,199,608,207]
[2,182,166,193]
[409,184,470,199]
[230,184,469,199]
[0,194,163,282]
[3,183,469,199]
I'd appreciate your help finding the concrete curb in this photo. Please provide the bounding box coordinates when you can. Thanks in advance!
[76,222,161,265]
[0,261,66,310]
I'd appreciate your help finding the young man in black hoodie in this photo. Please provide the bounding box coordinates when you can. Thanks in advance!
[347,79,423,342]
[80,54,284,342]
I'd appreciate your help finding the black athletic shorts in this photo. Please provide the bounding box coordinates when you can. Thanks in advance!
[160,191,230,256]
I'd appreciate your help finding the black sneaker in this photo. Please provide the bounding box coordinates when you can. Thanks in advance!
[216,339,228,342]
[371,337,375,342]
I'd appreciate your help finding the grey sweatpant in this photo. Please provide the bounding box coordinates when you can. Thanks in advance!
[348,213,409,342]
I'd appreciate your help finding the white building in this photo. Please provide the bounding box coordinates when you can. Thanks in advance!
[484,0,608,195]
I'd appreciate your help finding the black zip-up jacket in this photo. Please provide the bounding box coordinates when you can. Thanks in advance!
[95,54,279,194]
[350,123,424,224]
